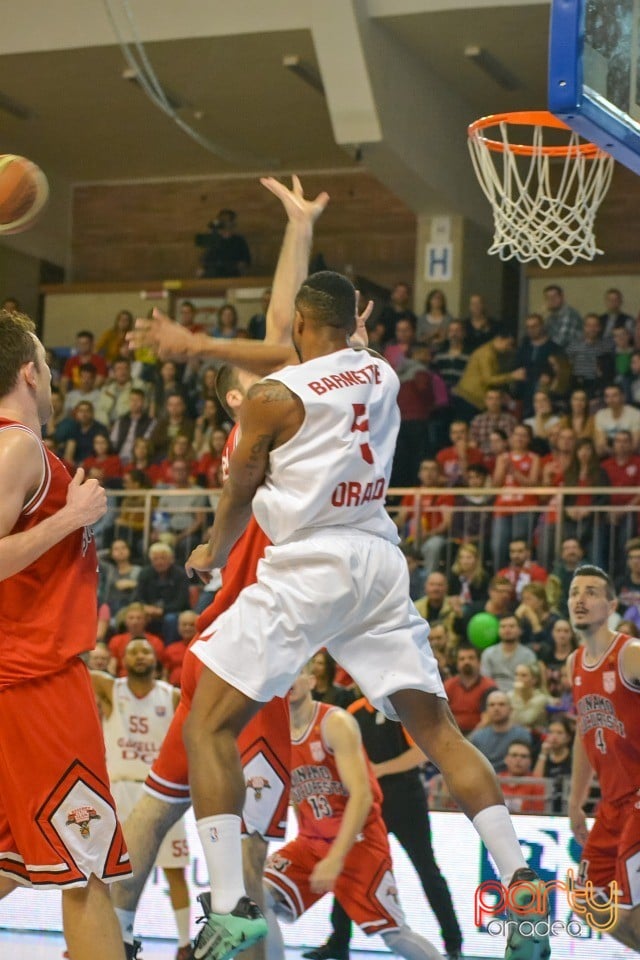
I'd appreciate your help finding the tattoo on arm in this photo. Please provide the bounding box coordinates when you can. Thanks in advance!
[247,381,292,404]
[244,433,272,481]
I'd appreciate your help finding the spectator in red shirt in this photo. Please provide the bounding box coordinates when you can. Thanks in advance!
[444,644,497,735]
[436,419,484,486]
[82,433,123,487]
[390,343,443,487]
[163,610,198,687]
[602,429,640,571]
[107,601,165,676]
[61,329,109,391]
[499,741,547,814]
[395,459,453,573]
[498,538,548,602]
[177,300,208,334]
[491,423,541,572]
[196,427,228,489]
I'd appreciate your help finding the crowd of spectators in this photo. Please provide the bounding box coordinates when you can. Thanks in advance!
[19,278,640,818]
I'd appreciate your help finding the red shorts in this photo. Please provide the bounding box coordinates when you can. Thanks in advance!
[0,658,130,888]
[579,797,640,910]
[146,646,290,839]
[146,520,290,838]
[264,829,404,935]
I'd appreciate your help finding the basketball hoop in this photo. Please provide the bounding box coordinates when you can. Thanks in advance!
[467,111,615,269]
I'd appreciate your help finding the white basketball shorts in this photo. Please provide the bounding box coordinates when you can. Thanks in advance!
[192,527,446,718]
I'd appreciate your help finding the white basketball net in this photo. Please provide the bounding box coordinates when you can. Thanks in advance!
[468,119,615,269]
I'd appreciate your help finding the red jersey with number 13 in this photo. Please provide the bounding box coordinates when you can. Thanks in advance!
[291,702,384,842]
[573,632,640,805]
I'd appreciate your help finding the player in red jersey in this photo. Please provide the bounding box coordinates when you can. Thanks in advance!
[568,565,640,950]
[112,174,331,959]
[263,666,442,960]
[0,312,130,960]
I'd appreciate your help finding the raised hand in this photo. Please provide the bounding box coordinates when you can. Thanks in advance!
[261,175,329,226]
[349,291,374,348]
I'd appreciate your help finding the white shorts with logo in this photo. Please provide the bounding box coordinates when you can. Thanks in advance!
[192,528,446,719]
[111,780,189,869]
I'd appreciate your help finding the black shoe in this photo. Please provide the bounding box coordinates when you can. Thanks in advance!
[125,941,143,960]
[445,951,463,960]
[301,943,350,960]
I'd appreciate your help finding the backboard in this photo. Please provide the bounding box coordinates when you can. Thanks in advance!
[549,0,640,174]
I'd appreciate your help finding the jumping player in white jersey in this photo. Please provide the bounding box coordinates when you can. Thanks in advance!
[114,175,334,960]
[182,272,550,960]
[91,638,191,960]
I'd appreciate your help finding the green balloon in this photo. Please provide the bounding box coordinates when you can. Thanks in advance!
[467,612,500,650]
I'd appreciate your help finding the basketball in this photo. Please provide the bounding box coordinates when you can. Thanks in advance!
[0,154,49,235]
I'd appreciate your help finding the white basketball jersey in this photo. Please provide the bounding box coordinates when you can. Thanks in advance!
[252,348,400,545]
[103,678,176,782]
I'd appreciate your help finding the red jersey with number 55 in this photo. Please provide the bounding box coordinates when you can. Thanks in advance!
[291,702,384,842]
[573,632,640,805]
[0,419,99,688]
[252,349,400,545]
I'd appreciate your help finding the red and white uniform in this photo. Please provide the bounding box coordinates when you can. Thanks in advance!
[573,633,640,908]
[264,702,404,934]
[192,350,445,718]
[0,419,130,888]
[104,679,189,868]
[145,425,291,840]
[493,452,539,515]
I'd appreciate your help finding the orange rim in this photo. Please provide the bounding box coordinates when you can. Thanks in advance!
[468,110,604,158]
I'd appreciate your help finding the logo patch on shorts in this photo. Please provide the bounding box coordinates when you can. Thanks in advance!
[66,806,101,839]
[246,775,271,800]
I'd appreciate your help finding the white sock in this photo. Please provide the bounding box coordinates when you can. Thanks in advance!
[472,804,528,886]
[174,906,191,947]
[115,907,136,946]
[196,814,246,913]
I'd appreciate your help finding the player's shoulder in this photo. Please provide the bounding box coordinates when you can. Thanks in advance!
[247,378,294,402]
[322,704,360,746]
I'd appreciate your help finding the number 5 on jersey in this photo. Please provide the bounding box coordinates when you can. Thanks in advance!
[351,404,373,464]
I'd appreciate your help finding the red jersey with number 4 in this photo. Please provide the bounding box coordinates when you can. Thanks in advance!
[0,419,99,688]
[573,632,640,805]
[291,702,384,842]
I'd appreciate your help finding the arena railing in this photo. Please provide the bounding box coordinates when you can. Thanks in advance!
[99,485,636,579]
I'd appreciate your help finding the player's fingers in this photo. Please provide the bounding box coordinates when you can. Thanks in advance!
[313,191,330,210]
[360,299,374,323]
[71,467,85,485]
[292,174,302,195]
[260,177,284,198]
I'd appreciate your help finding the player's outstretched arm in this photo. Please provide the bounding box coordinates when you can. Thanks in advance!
[261,175,329,348]
[0,429,106,581]
[130,308,293,375]
[310,710,374,895]
[186,380,301,577]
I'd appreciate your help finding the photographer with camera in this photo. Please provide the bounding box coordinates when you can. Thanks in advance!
[195,208,251,278]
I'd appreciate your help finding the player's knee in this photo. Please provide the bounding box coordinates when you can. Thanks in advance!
[264,884,296,923]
